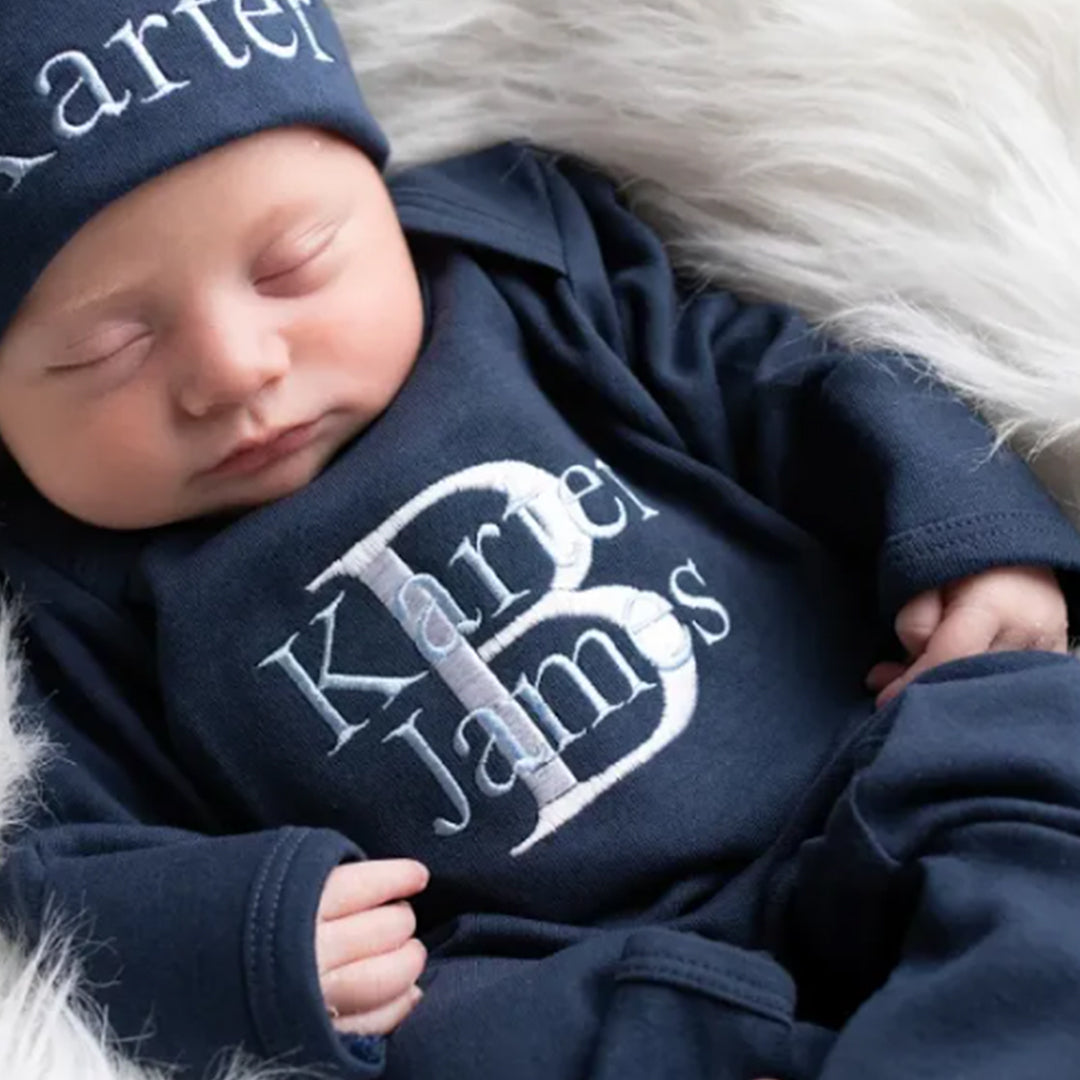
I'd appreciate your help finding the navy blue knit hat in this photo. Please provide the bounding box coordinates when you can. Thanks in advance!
[0,0,389,337]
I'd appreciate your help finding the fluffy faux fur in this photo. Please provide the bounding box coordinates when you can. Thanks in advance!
[5,0,1080,1076]
[344,0,1080,507]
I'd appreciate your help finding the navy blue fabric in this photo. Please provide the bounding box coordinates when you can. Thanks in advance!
[0,0,388,336]
[379,652,1080,1080]
[3,144,1080,1077]
[342,1034,387,1067]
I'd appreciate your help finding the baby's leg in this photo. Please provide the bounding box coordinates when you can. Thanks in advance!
[777,651,1080,1079]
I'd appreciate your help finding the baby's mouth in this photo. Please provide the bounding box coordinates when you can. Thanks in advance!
[198,416,326,480]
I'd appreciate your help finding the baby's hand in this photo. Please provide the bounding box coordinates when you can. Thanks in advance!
[867,565,1068,707]
[316,859,429,1036]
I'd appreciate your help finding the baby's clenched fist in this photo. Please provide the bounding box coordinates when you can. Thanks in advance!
[867,565,1068,707]
[316,858,429,1037]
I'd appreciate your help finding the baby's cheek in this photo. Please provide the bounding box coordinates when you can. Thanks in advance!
[305,293,421,413]
[36,395,187,528]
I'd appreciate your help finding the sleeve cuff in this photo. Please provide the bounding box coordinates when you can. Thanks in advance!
[244,826,385,1077]
[879,509,1080,622]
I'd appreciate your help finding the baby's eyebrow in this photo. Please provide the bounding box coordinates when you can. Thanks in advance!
[42,198,352,326]
[253,192,353,246]
[58,283,142,322]
[254,201,330,241]
[61,319,144,352]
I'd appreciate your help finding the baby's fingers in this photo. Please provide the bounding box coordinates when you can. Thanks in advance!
[334,985,424,1037]
[894,589,944,656]
[319,860,428,922]
[875,604,998,707]
[317,901,417,975]
[866,660,906,695]
[322,938,427,1019]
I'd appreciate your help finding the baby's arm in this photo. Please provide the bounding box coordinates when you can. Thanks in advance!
[316,859,428,1037]
[542,153,1080,645]
[867,564,1069,705]
[0,667,413,1078]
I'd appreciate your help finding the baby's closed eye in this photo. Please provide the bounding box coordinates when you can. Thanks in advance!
[50,323,153,375]
[253,219,345,296]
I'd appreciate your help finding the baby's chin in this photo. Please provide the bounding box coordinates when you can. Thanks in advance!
[45,410,369,530]
[182,419,365,526]
[187,450,337,525]
[53,452,326,531]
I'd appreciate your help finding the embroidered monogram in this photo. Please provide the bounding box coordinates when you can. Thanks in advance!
[1,0,334,195]
[259,459,734,857]
[0,153,57,193]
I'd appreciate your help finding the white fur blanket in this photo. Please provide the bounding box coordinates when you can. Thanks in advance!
[6,1,1080,1075]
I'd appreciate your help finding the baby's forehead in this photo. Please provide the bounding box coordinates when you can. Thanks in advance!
[15,129,364,324]
[0,0,387,343]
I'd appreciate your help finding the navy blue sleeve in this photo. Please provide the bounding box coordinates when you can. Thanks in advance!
[0,667,382,1079]
[776,651,1080,1078]
[539,155,1080,622]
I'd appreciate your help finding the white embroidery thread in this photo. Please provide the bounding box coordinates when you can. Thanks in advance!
[1,0,338,194]
[261,459,732,857]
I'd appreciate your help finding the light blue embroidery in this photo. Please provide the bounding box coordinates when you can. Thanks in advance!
[534,628,657,727]
[510,673,587,754]
[450,524,531,618]
[392,574,481,665]
[258,590,426,755]
[259,457,734,855]
[383,711,472,837]
[453,708,545,798]
[595,459,660,521]
[558,463,629,539]
[670,559,732,646]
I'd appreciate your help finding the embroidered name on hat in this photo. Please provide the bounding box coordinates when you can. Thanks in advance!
[1,0,335,195]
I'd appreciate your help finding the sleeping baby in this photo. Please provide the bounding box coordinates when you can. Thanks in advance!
[3,2,1080,1078]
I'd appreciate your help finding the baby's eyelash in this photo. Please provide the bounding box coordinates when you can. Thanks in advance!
[256,247,322,284]
[50,333,152,375]
[255,222,340,285]
[50,356,107,374]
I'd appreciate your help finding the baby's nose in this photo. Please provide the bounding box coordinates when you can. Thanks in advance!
[176,318,289,418]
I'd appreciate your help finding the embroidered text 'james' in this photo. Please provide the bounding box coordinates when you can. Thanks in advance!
[259,459,733,856]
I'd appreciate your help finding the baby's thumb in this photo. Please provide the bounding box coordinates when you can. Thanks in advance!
[894,589,944,656]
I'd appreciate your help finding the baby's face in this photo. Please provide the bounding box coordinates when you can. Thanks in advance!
[0,126,423,529]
